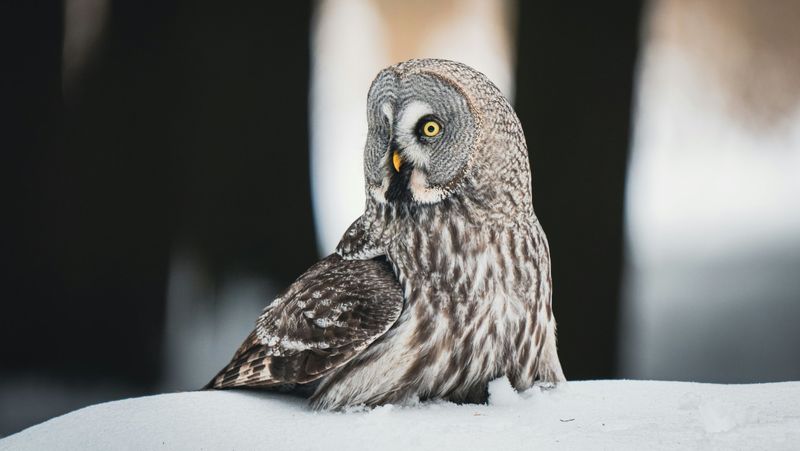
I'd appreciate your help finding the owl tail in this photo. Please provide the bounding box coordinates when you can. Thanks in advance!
[203,331,276,389]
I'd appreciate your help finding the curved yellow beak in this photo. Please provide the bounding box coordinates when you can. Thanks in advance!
[392,150,402,172]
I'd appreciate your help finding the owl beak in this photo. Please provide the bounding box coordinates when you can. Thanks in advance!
[392,150,402,172]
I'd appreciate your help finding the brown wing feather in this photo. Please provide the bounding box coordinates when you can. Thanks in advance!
[206,253,403,389]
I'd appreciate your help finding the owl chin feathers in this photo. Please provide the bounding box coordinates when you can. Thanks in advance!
[371,160,449,205]
[369,163,448,205]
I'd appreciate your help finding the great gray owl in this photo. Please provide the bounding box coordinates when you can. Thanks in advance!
[207,58,565,409]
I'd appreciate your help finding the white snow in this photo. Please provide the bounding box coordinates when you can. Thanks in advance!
[2,379,800,450]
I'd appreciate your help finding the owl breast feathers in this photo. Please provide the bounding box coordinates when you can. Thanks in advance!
[207,59,565,409]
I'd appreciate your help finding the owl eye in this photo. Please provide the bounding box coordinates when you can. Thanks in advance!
[418,117,442,138]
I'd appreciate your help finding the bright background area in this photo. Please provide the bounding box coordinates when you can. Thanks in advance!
[621,0,800,382]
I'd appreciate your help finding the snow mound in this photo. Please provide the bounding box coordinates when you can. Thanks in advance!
[2,380,800,450]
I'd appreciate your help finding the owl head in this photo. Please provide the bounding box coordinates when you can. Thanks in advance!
[363,59,532,216]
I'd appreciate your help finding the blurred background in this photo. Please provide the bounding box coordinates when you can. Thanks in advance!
[2,0,799,437]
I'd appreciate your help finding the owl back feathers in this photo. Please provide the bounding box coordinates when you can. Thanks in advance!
[206,254,404,390]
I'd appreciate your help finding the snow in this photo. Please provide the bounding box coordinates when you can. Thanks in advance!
[2,379,799,450]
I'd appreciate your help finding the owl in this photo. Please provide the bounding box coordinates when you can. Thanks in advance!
[207,59,565,409]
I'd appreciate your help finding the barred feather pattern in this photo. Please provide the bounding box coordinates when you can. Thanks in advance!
[316,192,562,409]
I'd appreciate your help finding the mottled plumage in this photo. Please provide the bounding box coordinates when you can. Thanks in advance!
[208,59,565,409]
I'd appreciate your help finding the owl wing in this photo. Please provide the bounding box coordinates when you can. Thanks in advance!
[207,253,403,389]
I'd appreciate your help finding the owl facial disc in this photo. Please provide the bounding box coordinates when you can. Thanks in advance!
[364,65,478,205]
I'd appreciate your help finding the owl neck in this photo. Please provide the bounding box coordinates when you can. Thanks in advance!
[337,166,537,263]
[368,191,534,249]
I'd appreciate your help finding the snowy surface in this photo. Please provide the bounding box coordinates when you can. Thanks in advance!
[2,379,800,450]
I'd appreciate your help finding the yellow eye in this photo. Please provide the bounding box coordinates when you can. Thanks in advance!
[421,120,441,137]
